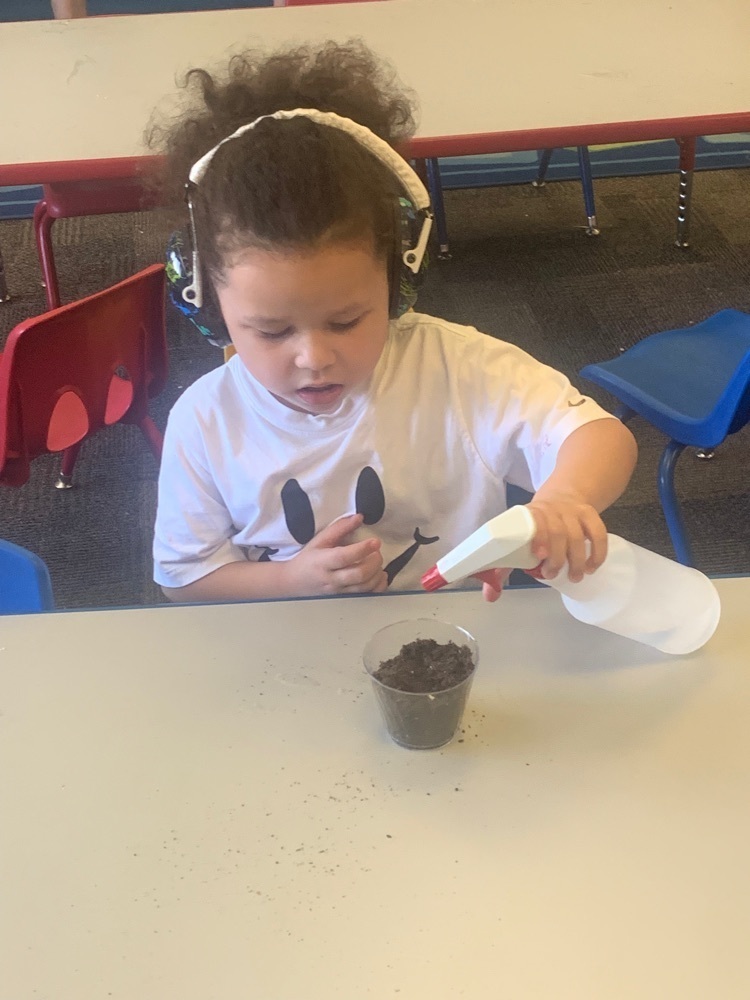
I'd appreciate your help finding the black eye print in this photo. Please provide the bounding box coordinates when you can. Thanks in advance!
[281,479,316,545]
[355,466,385,525]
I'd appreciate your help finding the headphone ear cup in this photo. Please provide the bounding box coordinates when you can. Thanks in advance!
[165,230,232,348]
[389,196,427,320]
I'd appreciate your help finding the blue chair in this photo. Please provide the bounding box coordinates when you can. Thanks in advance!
[0,539,54,613]
[580,309,750,567]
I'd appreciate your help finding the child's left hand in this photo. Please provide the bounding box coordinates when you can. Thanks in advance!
[526,492,608,583]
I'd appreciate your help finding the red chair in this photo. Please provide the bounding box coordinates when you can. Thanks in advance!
[0,264,167,489]
[34,178,158,310]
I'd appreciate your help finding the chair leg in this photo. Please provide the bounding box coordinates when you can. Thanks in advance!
[33,200,48,295]
[614,403,637,423]
[658,440,695,566]
[138,416,164,463]
[532,149,554,188]
[0,245,10,303]
[425,157,451,260]
[55,442,83,490]
[32,198,46,249]
[675,137,696,249]
[577,146,599,236]
[33,201,62,309]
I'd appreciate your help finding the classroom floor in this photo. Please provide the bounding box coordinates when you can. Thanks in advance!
[1,168,749,609]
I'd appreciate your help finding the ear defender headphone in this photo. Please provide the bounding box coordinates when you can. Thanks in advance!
[165,108,433,349]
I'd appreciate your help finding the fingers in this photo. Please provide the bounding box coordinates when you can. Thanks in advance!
[549,509,586,582]
[585,518,608,573]
[337,567,388,594]
[529,500,608,583]
[311,513,364,549]
[325,536,382,572]
[475,567,509,602]
[294,512,392,594]
[323,540,385,593]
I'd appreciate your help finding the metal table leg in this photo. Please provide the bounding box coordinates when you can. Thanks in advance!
[532,149,554,188]
[675,137,696,249]
[577,145,600,236]
[425,158,451,260]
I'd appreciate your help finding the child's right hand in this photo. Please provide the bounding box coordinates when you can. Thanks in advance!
[284,514,388,597]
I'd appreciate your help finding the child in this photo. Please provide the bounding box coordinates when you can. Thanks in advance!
[150,41,637,603]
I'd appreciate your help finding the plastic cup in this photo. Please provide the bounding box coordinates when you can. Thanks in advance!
[363,619,478,749]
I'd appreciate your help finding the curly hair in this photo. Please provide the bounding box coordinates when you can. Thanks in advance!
[146,39,419,285]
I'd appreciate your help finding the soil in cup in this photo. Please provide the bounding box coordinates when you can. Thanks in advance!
[371,637,475,748]
[373,637,474,693]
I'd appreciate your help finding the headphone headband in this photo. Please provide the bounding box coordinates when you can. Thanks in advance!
[182,108,432,309]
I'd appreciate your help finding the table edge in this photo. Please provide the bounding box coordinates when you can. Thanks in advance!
[3,111,750,186]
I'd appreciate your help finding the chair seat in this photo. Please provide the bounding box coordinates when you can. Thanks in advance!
[580,309,750,447]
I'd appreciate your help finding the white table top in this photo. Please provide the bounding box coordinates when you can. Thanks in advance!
[2,577,749,998]
[2,0,750,184]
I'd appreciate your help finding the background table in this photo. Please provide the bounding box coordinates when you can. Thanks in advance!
[2,0,750,184]
[2,578,749,998]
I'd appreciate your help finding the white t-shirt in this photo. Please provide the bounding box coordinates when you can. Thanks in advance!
[153,312,615,591]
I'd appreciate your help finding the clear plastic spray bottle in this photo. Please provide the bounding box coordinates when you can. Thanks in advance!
[422,506,720,655]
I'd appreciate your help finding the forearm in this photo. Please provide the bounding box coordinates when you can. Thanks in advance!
[534,418,637,511]
[162,558,294,603]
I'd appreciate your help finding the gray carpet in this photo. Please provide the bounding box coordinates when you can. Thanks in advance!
[1,169,749,609]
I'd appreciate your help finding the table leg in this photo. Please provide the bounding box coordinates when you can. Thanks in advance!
[532,149,554,188]
[675,137,696,248]
[0,245,10,303]
[425,158,451,259]
[577,145,600,236]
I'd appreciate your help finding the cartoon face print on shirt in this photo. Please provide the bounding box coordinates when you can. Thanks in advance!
[273,466,439,585]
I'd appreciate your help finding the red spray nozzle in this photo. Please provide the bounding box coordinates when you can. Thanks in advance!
[421,565,447,592]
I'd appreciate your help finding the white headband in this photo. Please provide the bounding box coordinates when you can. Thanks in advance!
[182,108,433,309]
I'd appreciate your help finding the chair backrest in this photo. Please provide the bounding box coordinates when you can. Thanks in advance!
[0,264,167,487]
[0,539,54,613]
[42,178,161,219]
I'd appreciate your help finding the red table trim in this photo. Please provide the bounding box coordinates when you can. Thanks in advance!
[2,112,750,187]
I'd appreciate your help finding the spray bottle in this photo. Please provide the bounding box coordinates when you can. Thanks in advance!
[421,506,721,655]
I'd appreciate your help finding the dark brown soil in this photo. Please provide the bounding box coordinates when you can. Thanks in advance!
[374,638,474,693]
